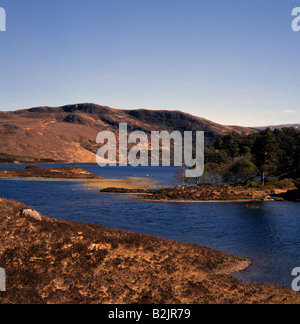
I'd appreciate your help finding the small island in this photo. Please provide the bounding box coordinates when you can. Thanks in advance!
[100,180,299,202]
[0,165,103,180]
[137,184,271,202]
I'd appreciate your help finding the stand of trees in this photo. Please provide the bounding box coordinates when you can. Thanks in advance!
[206,127,300,186]
[175,127,300,187]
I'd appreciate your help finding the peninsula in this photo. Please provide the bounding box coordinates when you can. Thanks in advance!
[0,198,300,304]
[100,181,299,202]
[0,165,102,180]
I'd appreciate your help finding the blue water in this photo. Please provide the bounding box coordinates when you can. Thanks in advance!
[0,163,299,289]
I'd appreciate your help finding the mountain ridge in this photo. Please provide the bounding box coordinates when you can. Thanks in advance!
[0,103,257,163]
[256,124,300,131]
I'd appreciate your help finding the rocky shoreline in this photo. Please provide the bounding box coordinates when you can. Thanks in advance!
[100,187,154,194]
[1,197,300,304]
[0,165,102,179]
[274,188,300,202]
[100,184,299,202]
[141,184,269,202]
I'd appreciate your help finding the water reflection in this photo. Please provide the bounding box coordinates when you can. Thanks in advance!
[243,201,264,209]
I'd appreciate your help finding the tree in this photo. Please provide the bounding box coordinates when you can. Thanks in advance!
[292,147,300,179]
[206,127,300,183]
[173,166,187,186]
[252,129,279,186]
[200,172,223,185]
[275,128,300,178]
[224,159,258,185]
[216,132,241,161]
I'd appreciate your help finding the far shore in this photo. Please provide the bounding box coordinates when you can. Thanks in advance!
[1,165,298,202]
[99,183,299,203]
[0,165,102,180]
[0,165,161,191]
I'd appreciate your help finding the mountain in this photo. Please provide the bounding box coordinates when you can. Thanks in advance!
[256,124,300,131]
[0,103,257,163]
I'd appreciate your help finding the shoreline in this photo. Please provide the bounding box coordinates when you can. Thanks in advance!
[0,164,297,203]
[1,197,300,304]
[1,175,296,202]
[0,165,102,180]
[99,185,297,203]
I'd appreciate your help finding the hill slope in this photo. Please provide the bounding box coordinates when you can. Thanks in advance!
[0,103,256,163]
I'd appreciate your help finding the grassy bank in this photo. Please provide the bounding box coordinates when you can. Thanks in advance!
[0,198,299,304]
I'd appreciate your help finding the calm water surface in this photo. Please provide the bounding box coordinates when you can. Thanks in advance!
[0,163,299,289]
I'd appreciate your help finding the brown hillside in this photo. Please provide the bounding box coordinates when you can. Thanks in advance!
[0,103,257,163]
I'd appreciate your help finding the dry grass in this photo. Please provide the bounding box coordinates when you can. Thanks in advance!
[0,198,300,304]
[82,177,160,190]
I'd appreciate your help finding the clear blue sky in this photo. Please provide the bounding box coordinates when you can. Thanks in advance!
[0,0,299,126]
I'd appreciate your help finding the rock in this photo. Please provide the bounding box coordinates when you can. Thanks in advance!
[63,114,87,125]
[100,187,154,194]
[22,209,42,221]
[274,189,300,202]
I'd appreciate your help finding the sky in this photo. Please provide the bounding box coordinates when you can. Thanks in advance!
[0,0,300,126]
